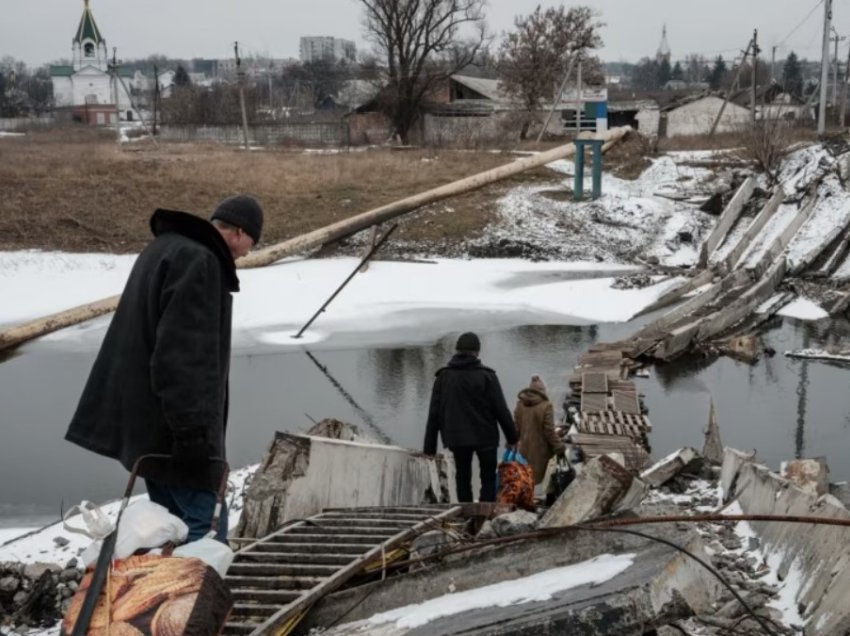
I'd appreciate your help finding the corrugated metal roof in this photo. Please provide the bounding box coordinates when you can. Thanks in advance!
[450,74,509,103]
[50,65,74,77]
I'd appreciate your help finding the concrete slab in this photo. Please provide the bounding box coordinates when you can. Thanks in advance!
[539,455,636,528]
[725,447,850,634]
[298,526,722,636]
[235,433,457,538]
[640,448,701,488]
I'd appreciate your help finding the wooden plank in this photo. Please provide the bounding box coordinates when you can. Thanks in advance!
[580,392,608,413]
[613,391,640,415]
[581,372,609,393]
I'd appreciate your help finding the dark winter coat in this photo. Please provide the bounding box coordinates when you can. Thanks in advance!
[66,209,239,492]
[423,354,518,454]
[515,388,565,484]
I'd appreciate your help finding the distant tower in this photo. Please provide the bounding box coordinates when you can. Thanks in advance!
[656,24,671,65]
[72,0,108,72]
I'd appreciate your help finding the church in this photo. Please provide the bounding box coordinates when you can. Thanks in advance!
[50,0,134,124]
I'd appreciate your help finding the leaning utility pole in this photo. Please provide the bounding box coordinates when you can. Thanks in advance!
[536,55,577,144]
[819,0,833,134]
[710,38,753,135]
[751,29,759,124]
[235,41,250,150]
[832,29,847,110]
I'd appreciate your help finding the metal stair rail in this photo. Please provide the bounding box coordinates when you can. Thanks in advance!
[223,504,462,635]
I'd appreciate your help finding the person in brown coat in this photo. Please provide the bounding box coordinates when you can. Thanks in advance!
[514,374,566,484]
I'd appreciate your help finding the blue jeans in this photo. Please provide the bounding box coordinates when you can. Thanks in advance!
[146,480,228,543]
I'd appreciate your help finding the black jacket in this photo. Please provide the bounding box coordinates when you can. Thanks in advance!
[66,209,238,491]
[423,354,518,454]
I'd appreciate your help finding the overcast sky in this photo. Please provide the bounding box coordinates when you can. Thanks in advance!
[1,0,839,67]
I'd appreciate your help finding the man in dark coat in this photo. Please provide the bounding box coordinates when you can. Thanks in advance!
[66,195,264,542]
[423,332,518,502]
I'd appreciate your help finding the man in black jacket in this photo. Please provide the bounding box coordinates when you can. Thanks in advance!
[66,195,263,543]
[423,332,518,502]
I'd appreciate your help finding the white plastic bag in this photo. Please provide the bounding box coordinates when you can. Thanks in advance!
[173,534,235,577]
[77,499,189,567]
[63,500,114,540]
[114,500,188,559]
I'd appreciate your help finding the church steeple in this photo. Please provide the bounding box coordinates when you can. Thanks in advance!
[72,0,107,72]
[656,24,671,64]
[74,0,104,45]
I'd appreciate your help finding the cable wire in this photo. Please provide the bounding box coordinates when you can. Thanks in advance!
[777,0,826,48]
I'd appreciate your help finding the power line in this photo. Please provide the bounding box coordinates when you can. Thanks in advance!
[777,0,825,48]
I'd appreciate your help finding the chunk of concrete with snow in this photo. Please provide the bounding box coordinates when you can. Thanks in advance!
[540,455,638,528]
[491,510,538,537]
[640,448,702,488]
[235,433,457,538]
[719,448,756,501]
[781,457,829,497]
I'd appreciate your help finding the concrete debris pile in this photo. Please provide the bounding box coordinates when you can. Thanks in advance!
[611,273,654,290]
[0,560,82,631]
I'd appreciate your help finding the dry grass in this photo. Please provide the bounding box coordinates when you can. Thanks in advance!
[0,130,530,253]
[657,127,817,152]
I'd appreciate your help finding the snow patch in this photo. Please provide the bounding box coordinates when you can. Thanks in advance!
[364,553,635,629]
[778,297,828,321]
[0,253,682,350]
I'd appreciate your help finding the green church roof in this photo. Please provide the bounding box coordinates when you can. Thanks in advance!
[50,65,75,77]
[74,0,104,44]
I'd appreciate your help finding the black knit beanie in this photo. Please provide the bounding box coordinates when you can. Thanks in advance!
[210,195,264,243]
[456,332,481,353]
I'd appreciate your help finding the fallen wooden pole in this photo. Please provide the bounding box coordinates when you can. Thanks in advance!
[239,126,630,269]
[0,127,631,353]
[0,295,121,353]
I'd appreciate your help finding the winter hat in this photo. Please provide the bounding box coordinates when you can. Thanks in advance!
[530,374,547,393]
[455,332,481,353]
[210,195,264,244]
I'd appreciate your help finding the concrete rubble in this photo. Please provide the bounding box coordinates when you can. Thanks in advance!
[297,520,723,636]
[640,447,703,488]
[539,455,647,528]
[235,431,457,539]
[780,457,829,497]
[0,560,82,631]
[720,449,850,635]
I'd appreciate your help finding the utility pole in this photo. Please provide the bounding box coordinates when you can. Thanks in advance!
[111,48,121,141]
[235,41,250,150]
[575,60,583,134]
[710,38,753,136]
[831,28,847,108]
[751,30,759,125]
[771,45,777,83]
[152,63,159,136]
[819,0,833,135]
[536,55,576,144]
[268,61,274,111]
[841,42,850,126]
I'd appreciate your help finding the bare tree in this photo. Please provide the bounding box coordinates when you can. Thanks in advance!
[359,0,487,144]
[497,6,602,138]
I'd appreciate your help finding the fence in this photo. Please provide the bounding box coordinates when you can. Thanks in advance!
[158,122,349,146]
[0,117,54,131]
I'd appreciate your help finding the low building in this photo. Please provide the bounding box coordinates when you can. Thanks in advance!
[659,94,750,137]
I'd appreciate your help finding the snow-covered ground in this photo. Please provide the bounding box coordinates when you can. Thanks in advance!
[0,253,684,351]
[787,173,850,272]
[0,464,257,566]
